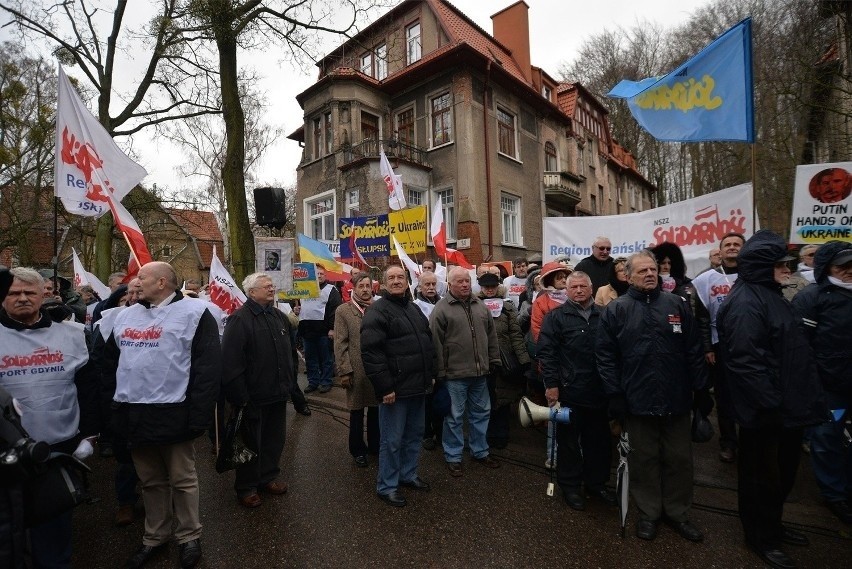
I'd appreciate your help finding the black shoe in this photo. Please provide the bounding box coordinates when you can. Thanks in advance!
[354,455,368,468]
[749,546,797,569]
[296,406,312,416]
[400,477,431,491]
[667,519,703,542]
[780,526,809,547]
[303,385,318,394]
[473,455,500,469]
[636,519,658,541]
[562,490,586,511]
[422,437,436,450]
[377,491,406,507]
[588,487,617,506]
[178,539,201,569]
[827,500,852,524]
[124,544,166,569]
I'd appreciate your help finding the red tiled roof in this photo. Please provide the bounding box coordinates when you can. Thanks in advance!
[556,82,578,117]
[166,208,223,243]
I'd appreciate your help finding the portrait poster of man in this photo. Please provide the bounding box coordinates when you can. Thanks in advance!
[789,161,852,245]
[254,237,294,291]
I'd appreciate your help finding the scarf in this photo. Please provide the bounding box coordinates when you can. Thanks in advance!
[828,276,852,291]
[351,295,372,315]
[797,263,815,283]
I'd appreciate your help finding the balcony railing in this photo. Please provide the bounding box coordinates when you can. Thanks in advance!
[543,171,582,208]
[341,138,430,168]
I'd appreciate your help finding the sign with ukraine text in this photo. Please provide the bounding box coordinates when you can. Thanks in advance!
[280,262,320,299]
[543,183,754,277]
[607,18,754,142]
[389,205,427,255]
[789,162,852,245]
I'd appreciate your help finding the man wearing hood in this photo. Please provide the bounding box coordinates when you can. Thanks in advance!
[791,241,852,525]
[718,230,827,569]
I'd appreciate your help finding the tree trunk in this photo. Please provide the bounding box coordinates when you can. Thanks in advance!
[216,36,253,281]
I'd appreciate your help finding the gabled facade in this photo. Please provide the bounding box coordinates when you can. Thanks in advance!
[290,0,655,264]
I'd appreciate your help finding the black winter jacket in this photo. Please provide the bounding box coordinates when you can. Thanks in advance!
[574,255,614,293]
[597,286,708,416]
[360,292,436,400]
[791,241,852,400]
[717,230,827,429]
[221,299,294,406]
[538,299,606,409]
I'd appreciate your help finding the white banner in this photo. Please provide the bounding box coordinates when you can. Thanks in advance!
[789,162,852,244]
[70,248,110,300]
[255,238,294,292]
[208,246,246,315]
[543,183,754,277]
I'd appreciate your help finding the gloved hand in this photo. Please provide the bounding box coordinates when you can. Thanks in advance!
[756,408,784,430]
[73,437,96,460]
[608,395,628,423]
[340,374,353,389]
[693,389,714,418]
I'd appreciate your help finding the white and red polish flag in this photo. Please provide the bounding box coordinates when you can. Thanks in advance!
[54,65,147,217]
[207,246,246,315]
[379,146,406,211]
[430,197,473,269]
[71,248,110,300]
[108,196,153,272]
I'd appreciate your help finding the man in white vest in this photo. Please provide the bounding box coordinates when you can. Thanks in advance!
[0,267,97,569]
[103,262,221,569]
[298,266,341,394]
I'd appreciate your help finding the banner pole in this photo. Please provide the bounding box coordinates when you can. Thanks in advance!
[751,143,757,230]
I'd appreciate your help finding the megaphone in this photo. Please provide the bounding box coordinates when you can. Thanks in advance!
[518,396,571,427]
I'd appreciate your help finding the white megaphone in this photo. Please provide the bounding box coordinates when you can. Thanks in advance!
[518,396,571,427]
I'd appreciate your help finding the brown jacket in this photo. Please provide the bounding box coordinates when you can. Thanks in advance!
[334,302,378,410]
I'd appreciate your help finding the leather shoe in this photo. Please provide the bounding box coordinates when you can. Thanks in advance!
[827,500,852,524]
[115,504,135,526]
[588,487,617,506]
[377,490,406,507]
[562,491,586,511]
[780,526,809,547]
[178,539,201,569]
[636,519,658,541]
[669,519,703,542]
[474,455,500,469]
[446,462,463,477]
[261,481,288,495]
[124,544,166,569]
[749,546,797,569]
[400,477,431,491]
[296,406,312,416]
[354,455,368,467]
[238,493,262,508]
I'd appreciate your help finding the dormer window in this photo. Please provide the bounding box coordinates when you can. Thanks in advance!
[542,85,552,101]
[406,22,421,65]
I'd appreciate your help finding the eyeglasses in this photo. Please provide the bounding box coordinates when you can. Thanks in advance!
[596,246,612,251]
[253,285,275,290]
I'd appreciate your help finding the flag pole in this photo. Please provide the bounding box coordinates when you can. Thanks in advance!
[750,143,757,230]
[52,196,59,293]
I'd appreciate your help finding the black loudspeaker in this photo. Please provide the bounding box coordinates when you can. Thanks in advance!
[253,187,287,229]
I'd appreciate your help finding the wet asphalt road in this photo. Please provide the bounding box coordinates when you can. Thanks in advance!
[70,378,850,568]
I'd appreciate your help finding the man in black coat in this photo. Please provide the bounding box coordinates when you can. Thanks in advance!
[361,266,436,508]
[791,241,852,525]
[718,230,828,569]
[222,272,293,509]
[597,251,710,543]
[538,271,615,511]
[574,236,615,294]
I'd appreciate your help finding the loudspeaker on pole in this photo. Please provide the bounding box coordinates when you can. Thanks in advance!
[253,187,287,229]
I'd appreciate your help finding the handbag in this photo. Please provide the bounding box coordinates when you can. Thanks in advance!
[499,345,522,375]
[22,452,90,528]
[215,407,257,474]
[691,412,715,443]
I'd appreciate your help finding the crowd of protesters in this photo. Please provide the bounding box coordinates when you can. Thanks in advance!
[1,229,850,569]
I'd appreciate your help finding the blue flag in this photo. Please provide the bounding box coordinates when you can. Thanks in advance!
[608,18,754,143]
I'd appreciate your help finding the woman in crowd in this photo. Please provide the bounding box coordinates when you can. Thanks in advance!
[594,257,628,307]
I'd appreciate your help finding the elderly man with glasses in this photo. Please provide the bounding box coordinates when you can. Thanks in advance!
[575,236,615,294]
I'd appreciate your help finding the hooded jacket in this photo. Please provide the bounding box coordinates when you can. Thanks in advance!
[791,241,852,399]
[717,230,827,428]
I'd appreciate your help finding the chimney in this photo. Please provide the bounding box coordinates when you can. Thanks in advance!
[491,1,532,83]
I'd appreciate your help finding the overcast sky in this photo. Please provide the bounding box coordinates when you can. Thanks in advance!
[3,0,711,197]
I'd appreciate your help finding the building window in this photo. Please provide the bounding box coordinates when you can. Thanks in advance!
[324,112,333,154]
[497,108,517,158]
[577,141,585,172]
[590,194,597,215]
[544,142,557,172]
[501,193,521,245]
[430,93,452,147]
[346,189,359,217]
[435,189,455,240]
[360,52,373,76]
[586,137,593,169]
[361,111,379,146]
[407,188,424,206]
[375,43,387,80]
[305,192,336,241]
[397,107,415,158]
[312,117,322,159]
[542,85,551,101]
[162,245,172,257]
[406,22,421,65]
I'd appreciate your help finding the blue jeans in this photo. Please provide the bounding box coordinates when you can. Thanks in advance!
[377,396,425,495]
[442,377,491,462]
[809,400,852,503]
[303,335,333,388]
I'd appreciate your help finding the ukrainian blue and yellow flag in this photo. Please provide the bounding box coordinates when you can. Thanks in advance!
[297,233,344,272]
[608,18,754,143]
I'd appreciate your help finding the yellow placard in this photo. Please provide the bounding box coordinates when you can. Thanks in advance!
[389,205,427,255]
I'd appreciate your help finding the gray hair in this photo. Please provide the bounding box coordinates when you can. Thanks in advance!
[799,244,819,259]
[448,266,471,282]
[593,236,611,246]
[567,271,592,286]
[10,267,44,287]
[243,272,272,292]
[624,250,657,278]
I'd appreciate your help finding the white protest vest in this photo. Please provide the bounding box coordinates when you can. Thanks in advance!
[0,321,88,444]
[96,305,126,341]
[482,297,505,318]
[413,298,436,319]
[113,300,206,404]
[503,275,527,307]
[300,284,333,321]
[692,269,738,345]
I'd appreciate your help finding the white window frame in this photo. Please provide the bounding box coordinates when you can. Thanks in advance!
[433,188,455,241]
[346,189,360,217]
[304,190,337,241]
[497,106,518,160]
[360,52,373,76]
[406,22,421,65]
[406,188,424,207]
[375,43,387,80]
[542,85,552,101]
[500,193,522,246]
[429,92,453,148]
[544,141,558,172]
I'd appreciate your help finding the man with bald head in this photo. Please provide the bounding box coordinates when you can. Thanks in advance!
[103,262,221,569]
